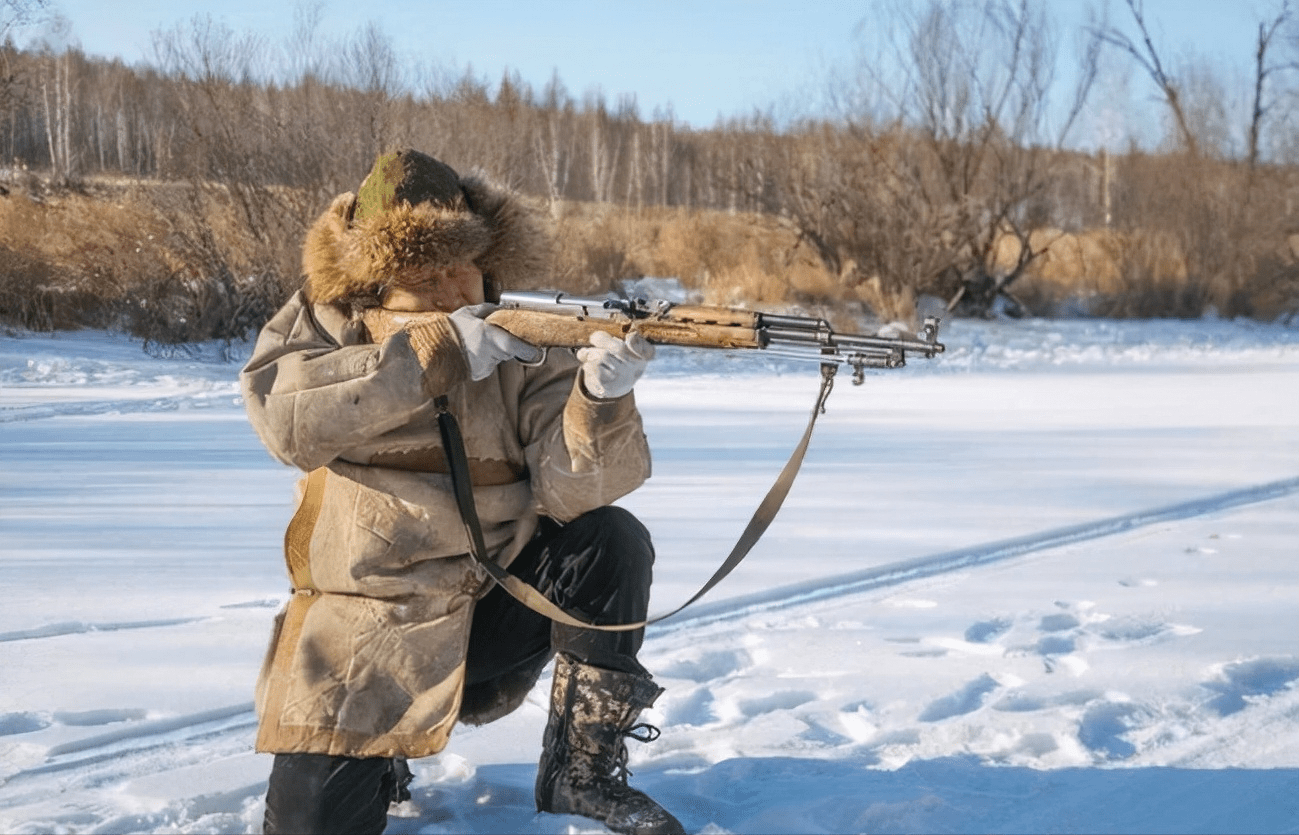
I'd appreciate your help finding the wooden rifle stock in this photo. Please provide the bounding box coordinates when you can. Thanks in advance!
[484,307,764,350]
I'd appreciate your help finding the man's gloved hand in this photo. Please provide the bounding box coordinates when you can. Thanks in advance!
[448,304,543,381]
[577,330,655,400]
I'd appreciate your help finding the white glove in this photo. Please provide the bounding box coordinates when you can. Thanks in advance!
[448,304,542,381]
[577,330,655,399]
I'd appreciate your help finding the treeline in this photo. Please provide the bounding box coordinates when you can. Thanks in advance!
[2,0,1299,344]
[0,31,763,214]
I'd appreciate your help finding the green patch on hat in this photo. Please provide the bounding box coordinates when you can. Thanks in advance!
[354,149,463,222]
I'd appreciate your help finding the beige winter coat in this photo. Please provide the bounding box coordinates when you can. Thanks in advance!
[240,177,651,759]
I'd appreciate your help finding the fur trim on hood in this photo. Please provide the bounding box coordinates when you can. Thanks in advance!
[302,173,553,305]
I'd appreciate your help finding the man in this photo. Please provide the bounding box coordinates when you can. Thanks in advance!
[240,149,684,834]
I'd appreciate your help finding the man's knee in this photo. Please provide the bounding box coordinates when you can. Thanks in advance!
[536,506,655,613]
[545,507,653,669]
[563,506,654,569]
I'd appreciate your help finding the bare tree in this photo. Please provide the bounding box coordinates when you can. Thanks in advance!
[283,0,326,84]
[1099,0,1293,168]
[1,0,47,41]
[39,47,74,179]
[1246,1,1292,172]
[1095,0,1299,318]
[533,73,576,215]
[1094,0,1199,155]
[340,23,401,106]
[754,0,1095,319]
[149,16,308,310]
[584,92,623,204]
[1,0,49,143]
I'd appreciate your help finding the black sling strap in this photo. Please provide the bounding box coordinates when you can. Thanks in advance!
[435,364,837,631]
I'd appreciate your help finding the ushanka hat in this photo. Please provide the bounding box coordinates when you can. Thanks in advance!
[302,148,552,305]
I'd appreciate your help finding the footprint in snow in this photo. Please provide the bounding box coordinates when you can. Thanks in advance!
[0,711,51,736]
[992,688,1105,713]
[1096,616,1188,644]
[1202,656,1299,716]
[659,649,751,683]
[1039,613,1081,632]
[1077,700,1140,759]
[1027,609,1084,657]
[662,687,716,727]
[736,689,818,717]
[919,673,1001,722]
[1024,607,1091,672]
[963,617,1013,644]
[1036,634,1078,655]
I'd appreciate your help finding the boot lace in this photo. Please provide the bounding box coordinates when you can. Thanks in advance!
[610,722,662,783]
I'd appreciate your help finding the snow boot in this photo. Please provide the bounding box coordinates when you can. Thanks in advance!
[535,654,685,835]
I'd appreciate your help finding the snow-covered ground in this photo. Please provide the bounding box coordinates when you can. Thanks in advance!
[2,312,1298,833]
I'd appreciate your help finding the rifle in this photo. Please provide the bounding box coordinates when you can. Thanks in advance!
[486,290,945,385]
[446,290,946,630]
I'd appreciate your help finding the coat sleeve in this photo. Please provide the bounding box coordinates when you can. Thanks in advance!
[516,351,652,523]
[239,292,471,471]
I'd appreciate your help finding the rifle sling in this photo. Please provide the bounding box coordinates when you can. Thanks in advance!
[435,364,837,632]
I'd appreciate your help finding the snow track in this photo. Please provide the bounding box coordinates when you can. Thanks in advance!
[0,617,211,643]
[14,703,257,780]
[0,703,260,834]
[0,387,235,422]
[651,474,1299,635]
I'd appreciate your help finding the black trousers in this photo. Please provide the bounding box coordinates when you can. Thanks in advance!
[262,506,654,835]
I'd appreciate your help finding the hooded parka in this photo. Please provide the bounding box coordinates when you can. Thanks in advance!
[240,157,652,759]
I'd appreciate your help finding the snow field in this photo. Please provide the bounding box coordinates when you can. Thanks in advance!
[2,315,1298,833]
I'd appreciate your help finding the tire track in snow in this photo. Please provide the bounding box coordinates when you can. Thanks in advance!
[0,394,226,423]
[649,475,1299,637]
[2,703,257,789]
[0,617,210,643]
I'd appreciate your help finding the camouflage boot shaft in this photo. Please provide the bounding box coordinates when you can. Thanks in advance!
[535,654,685,835]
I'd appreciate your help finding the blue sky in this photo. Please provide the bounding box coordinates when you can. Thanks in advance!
[37,0,1269,133]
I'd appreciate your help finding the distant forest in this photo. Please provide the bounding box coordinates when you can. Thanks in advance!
[2,0,1298,342]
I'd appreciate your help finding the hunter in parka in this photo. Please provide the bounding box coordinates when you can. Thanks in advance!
[242,149,685,835]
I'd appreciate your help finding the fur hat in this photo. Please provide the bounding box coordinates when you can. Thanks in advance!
[302,149,552,305]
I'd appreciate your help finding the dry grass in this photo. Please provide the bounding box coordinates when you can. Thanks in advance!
[0,187,170,332]
[990,226,1299,318]
[4,175,1297,343]
[0,179,294,343]
[551,202,839,308]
